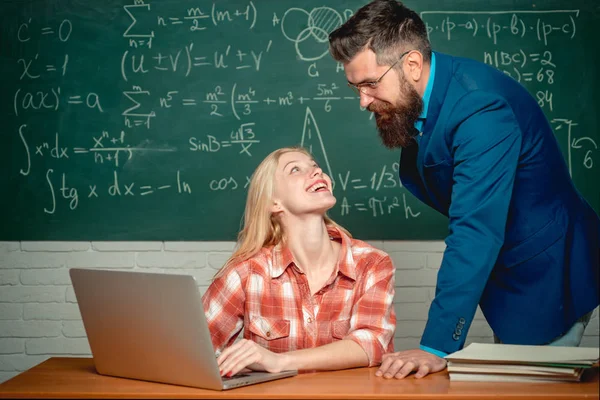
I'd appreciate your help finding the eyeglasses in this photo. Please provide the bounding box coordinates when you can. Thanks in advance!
[347,50,412,96]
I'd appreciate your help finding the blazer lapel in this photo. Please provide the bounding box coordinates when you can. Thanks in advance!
[422,51,453,137]
[400,52,454,207]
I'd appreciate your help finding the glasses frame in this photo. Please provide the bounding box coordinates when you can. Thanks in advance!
[347,50,412,96]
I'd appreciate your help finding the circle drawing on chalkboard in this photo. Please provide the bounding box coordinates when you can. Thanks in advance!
[281,7,343,62]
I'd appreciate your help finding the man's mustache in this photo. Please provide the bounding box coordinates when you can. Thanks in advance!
[367,101,393,114]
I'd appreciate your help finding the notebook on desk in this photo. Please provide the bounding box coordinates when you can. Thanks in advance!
[445,342,599,383]
[69,268,297,390]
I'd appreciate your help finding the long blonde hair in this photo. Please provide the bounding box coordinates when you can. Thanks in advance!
[214,146,350,278]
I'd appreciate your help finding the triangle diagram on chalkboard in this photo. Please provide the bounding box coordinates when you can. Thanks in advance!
[300,107,335,189]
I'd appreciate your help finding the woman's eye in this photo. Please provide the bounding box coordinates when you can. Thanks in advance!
[290,166,299,173]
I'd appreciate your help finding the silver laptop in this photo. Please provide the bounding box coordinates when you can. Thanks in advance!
[69,268,297,390]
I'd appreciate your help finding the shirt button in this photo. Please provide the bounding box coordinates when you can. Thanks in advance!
[419,132,423,137]
[266,331,271,337]
[307,317,312,323]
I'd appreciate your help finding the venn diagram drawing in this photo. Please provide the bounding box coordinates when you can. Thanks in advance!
[281,7,353,62]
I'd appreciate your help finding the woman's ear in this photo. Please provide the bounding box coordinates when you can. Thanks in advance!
[271,200,283,213]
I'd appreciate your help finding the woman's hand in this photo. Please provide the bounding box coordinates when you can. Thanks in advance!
[218,339,288,377]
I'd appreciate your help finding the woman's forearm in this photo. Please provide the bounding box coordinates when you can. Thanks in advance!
[279,339,369,371]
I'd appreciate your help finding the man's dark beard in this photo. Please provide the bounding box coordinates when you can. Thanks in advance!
[369,76,424,149]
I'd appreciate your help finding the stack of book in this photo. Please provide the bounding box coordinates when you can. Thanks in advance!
[445,343,599,383]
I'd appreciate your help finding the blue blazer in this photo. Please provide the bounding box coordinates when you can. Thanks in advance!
[399,52,599,354]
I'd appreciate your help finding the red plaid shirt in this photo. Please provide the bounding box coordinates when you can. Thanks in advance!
[202,226,396,366]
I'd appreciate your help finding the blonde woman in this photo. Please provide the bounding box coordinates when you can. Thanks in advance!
[202,146,396,377]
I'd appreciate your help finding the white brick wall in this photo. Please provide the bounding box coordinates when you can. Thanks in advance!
[0,241,597,383]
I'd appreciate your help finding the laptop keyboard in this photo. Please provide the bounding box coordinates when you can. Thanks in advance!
[222,373,250,381]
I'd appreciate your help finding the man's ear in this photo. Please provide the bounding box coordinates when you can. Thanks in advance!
[405,50,423,82]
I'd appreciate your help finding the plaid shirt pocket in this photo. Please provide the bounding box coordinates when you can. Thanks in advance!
[248,316,291,343]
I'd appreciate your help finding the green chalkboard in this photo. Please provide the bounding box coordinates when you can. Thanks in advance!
[1,0,598,240]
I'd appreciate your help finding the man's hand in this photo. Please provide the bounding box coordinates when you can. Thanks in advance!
[217,339,287,377]
[375,349,447,379]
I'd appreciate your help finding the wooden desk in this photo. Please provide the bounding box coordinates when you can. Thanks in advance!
[0,357,598,399]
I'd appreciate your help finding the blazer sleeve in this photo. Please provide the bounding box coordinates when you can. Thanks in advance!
[420,91,522,354]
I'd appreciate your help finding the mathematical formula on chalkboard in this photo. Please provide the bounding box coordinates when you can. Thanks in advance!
[2,0,598,240]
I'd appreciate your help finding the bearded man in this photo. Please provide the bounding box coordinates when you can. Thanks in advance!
[329,0,599,380]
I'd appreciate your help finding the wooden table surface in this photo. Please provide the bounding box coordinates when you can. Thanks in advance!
[0,357,598,399]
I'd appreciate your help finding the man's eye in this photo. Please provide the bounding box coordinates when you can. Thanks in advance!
[358,82,377,90]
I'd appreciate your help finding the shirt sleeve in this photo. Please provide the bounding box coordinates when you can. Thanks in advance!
[420,344,448,358]
[201,264,247,354]
[344,253,396,366]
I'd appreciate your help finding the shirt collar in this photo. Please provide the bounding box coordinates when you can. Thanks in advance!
[270,226,356,281]
[418,51,436,121]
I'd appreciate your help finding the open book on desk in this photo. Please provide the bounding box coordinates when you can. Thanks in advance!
[445,343,599,383]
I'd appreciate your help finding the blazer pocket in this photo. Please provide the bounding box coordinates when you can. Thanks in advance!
[423,158,452,169]
[498,216,565,269]
[423,160,453,183]
[248,316,290,341]
[332,319,351,339]
[422,159,453,206]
